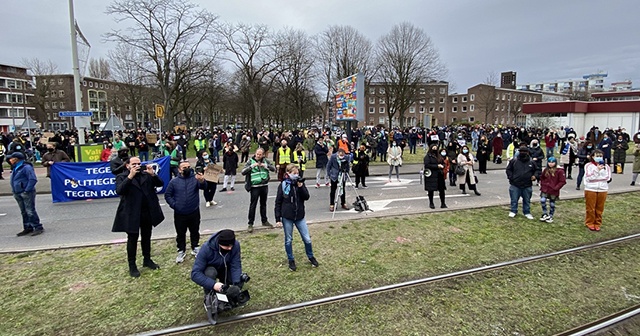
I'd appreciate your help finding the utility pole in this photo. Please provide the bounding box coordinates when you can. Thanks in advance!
[9,86,15,132]
[68,0,86,144]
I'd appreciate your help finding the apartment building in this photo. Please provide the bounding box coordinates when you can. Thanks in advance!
[517,71,608,93]
[0,64,37,133]
[364,81,449,128]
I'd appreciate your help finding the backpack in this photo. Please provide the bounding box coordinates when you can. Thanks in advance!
[353,195,370,212]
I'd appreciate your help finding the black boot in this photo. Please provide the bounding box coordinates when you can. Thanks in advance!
[143,258,160,270]
[461,185,467,194]
[440,202,448,209]
[474,189,481,196]
[129,262,140,278]
[429,202,435,209]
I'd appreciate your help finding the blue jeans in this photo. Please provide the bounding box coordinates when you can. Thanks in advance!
[509,185,532,215]
[546,147,554,159]
[14,191,42,231]
[139,151,149,161]
[282,217,314,261]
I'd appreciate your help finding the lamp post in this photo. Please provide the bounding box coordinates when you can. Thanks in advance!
[9,85,15,132]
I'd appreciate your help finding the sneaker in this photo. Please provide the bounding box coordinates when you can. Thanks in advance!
[205,201,211,208]
[220,188,227,192]
[508,212,516,218]
[191,246,200,256]
[16,229,33,237]
[262,221,273,227]
[576,186,581,190]
[329,205,335,211]
[354,186,359,189]
[545,216,554,223]
[631,181,636,186]
[309,257,319,267]
[143,259,160,270]
[525,214,534,220]
[247,225,254,233]
[230,187,235,191]
[362,185,368,189]
[315,183,320,188]
[30,229,44,236]
[211,200,217,205]
[540,214,549,222]
[325,182,330,187]
[288,259,297,271]
[176,251,186,263]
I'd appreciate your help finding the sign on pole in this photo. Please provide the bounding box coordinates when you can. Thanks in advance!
[334,73,364,122]
[155,104,165,118]
[59,111,93,117]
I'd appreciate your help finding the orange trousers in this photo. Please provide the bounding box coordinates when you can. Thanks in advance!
[584,190,607,230]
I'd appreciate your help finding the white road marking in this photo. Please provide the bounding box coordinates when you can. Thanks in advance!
[381,187,407,190]
[0,213,6,216]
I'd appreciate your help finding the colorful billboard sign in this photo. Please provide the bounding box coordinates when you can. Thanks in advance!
[335,73,364,122]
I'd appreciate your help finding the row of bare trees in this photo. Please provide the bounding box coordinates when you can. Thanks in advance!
[27,0,449,131]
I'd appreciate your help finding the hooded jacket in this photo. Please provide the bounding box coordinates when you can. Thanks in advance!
[506,154,540,188]
[164,170,205,215]
[274,177,310,222]
[191,231,242,290]
[10,161,37,193]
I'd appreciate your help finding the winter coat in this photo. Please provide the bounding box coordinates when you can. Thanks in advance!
[42,149,70,177]
[492,137,504,156]
[598,137,613,158]
[274,177,310,222]
[327,153,350,182]
[10,161,37,194]
[387,145,403,166]
[377,136,388,154]
[223,151,239,175]
[456,153,477,185]
[529,144,545,169]
[612,140,629,163]
[352,149,370,176]
[191,232,242,290]
[584,162,611,192]
[423,153,446,192]
[633,147,640,173]
[477,142,490,161]
[164,171,205,215]
[112,170,165,233]
[313,142,329,168]
[506,157,540,189]
[540,167,567,197]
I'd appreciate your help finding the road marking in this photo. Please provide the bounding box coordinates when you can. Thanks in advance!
[0,213,6,216]
[381,187,407,190]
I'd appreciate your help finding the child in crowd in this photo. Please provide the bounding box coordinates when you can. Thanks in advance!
[539,157,566,223]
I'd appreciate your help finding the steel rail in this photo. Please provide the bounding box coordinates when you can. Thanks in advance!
[554,304,640,336]
[133,232,640,336]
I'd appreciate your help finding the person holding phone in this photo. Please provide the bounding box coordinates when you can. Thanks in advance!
[583,149,611,231]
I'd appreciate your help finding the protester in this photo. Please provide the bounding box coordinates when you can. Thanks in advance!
[327,148,350,211]
[576,140,594,190]
[456,145,481,196]
[191,229,244,297]
[539,157,566,223]
[41,142,70,178]
[631,143,640,186]
[313,137,330,188]
[583,149,611,231]
[241,148,275,232]
[292,143,307,179]
[109,146,130,176]
[424,145,448,209]
[491,133,504,163]
[612,134,629,174]
[112,157,164,277]
[352,144,370,189]
[387,141,403,183]
[196,151,222,207]
[165,161,206,263]
[275,164,318,271]
[8,152,43,236]
[220,143,239,192]
[137,135,149,162]
[476,136,489,174]
[276,139,292,181]
[560,135,578,179]
[101,143,113,162]
[445,140,460,186]
[0,141,6,179]
[239,135,251,163]
[505,146,540,219]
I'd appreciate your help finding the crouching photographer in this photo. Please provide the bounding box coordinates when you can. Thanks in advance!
[191,229,250,322]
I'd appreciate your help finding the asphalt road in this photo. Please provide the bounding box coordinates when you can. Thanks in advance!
[0,163,637,253]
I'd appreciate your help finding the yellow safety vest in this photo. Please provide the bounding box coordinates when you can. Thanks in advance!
[293,151,306,171]
[278,147,291,164]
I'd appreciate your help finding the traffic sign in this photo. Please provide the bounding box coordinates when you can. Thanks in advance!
[155,104,165,118]
[59,111,93,117]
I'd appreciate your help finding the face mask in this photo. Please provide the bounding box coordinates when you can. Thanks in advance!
[182,167,192,177]
[220,248,230,256]
[462,149,469,154]
[532,143,538,147]
[594,157,604,164]
[47,148,54,152]
[587,146,593,149]
[288,173,299,180]
[338,155,345,160]
[440,151,446,156]
[519,153,529,160]
[202,155,209,159]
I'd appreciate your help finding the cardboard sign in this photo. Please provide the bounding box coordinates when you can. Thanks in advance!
[146,133,158,144]
[203,164,223,182]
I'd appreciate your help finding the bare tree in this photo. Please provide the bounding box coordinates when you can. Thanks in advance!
[88,57,112,79]
[475,72,499,124]
[316,25,373,126]
[21,58,59,128]
[374,22,447,130]
[217,23,283,129]
[105,0,218,129]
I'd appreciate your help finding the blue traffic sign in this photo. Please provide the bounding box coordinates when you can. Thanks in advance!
[59,111,93,117]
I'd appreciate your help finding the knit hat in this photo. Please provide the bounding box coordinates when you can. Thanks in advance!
[547,157,557,164]
[218,229,236,247]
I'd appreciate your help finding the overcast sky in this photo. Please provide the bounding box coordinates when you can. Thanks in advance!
[1,0,638,92]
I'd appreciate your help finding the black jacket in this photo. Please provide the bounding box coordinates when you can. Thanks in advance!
[112,170,165,233]
[423,153,445,192]
[274,178,310,222]
[164,171,205,215]
[191,231,242,290]
[506,157,540,188]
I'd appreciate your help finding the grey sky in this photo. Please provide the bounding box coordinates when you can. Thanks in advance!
[1,0,638,91]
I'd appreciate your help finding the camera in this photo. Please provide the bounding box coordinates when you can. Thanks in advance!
[240,272,251,283]
[139,164,147,172]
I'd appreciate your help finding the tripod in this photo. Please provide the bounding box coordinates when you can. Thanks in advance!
[332,171,371,218]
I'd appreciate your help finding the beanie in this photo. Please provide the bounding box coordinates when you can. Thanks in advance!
[218,229,236,247]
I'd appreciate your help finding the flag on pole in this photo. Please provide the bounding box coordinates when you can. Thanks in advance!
[74,20,91,47]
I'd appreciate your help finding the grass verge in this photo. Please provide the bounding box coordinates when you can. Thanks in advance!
[0,192,639,335]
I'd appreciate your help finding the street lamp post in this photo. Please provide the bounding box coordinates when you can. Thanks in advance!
[9,86,15,132]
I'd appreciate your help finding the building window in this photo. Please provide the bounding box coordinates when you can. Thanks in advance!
[419,106,425,113]
[115,85,119,91]
[369,97,375,104]
[470,104,475,111]
[50,79,55,85]
[58,78,64,85]
[452,106,458,113]
[89,82,93,87]
[462,106,467,112]
[60,102,65,109]
[369,107,375,114]
[59,90,64,97]
[51,90,57,98]
[378,117,385,124]
[462,96,467,102]
[469,117,475,122]
[502,94,506,100]
[452,97,458,103]
[429,107,435,113]
[379,98,385,104]
[83,80,87,86]
[99,83,104,89]
[429,97,435,104]
[44,102,50,109]
[470,94,475,101]
[439,107,444,113]
[439,97,445,103]
[495,105,499,111]
[439,88,445,94]
[429,88,435,94]
[369,88,375,94]
[379,107,385,113]
[409,107,415,113]
[419,88,425,95]
[502,104,505,111]
[52,102,58,109]
[379,88,385,94]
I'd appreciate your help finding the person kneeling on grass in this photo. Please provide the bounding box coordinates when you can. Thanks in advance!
[539,157,566,223]
[274,164,319,271]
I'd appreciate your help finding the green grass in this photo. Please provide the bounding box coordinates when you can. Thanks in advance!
[0,192,639,335]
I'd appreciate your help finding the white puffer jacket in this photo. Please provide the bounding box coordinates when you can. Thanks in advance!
[584,162,611,192]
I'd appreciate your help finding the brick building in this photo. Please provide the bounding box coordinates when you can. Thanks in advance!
[0,64,37,133]
[364,81,449,128]
[35,74,158,131]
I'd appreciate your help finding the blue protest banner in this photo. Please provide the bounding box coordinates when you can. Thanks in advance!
[50,156,171,203]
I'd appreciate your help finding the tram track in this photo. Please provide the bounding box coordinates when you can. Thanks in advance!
[134,232,640,336]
